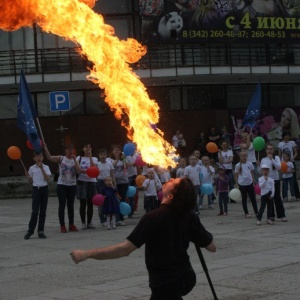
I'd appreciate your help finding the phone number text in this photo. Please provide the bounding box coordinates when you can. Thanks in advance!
[182,30,286,39]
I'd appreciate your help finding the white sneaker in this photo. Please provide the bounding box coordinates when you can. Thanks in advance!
[82,223,87,230]
[256,220,261,226]
[107,224,111,230]
[87,223,96,229]
[266,219,274,225]
[117,221,127,226]
[199,205,204,210]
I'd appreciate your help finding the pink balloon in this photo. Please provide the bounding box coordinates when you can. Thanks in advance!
[135,155,146,167]
[92,194,105,206]
[254,183,261,195]
[158,191,163,202]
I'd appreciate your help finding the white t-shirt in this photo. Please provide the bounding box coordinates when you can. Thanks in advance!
[218,150,233,169]
[76,156,98,182]
[200,165,215,184]
[143,178,162,196]
[184,165,201,186]
[258,176,274,197]
[126,154,138,177]
[234,162,254,186]
[282,162,294,179]
[278,141,297,162]
[259,156,281,181]
[106,158,129,184]
[247,143,256,163]
[58,156,77,186]
[96,160,114,180]
[176,167,186,178]
[28,164,51,187]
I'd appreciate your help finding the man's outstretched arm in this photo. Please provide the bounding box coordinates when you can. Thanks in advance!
[70,240,137,264]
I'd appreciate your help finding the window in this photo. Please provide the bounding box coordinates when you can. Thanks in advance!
[86,90,110,114]
[94,0,132,14]
[0,94,18,119]
[269,85,295,107]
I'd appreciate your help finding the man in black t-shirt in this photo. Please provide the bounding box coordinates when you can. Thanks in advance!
[71,177,216,300]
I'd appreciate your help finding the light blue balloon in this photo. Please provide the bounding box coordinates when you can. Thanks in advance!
[120,202,131,216]
[201,184,213,195]
[123,143,135,156]
[126,186,136,198]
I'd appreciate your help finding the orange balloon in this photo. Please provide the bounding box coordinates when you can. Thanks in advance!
[281,161,288,173]
[206,142,218,153]
[7,146,21,160]
[135,175,146,187]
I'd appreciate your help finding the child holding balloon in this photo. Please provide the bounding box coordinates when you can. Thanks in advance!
[102,176,120,230]
[199,156,215,209]
[216,165,229,216]
[234,151,258,218]
[24,152,52,239]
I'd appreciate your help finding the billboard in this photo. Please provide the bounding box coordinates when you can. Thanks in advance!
[139,0,300,43]
[230,107,300,151]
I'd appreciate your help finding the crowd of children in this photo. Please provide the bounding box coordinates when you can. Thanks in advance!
[24,134,298,239]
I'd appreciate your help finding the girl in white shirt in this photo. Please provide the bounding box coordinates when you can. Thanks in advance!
[234,151,258,218]
[259,144,287,222]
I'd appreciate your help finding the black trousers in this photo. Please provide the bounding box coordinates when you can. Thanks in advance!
[150,268,196,300]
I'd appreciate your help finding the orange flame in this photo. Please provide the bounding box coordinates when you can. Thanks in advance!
[0,0,177,167]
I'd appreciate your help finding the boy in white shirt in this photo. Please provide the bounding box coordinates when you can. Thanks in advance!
[256,164,275,225]
[24,152,51,239]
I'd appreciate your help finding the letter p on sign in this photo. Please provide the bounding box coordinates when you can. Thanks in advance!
[49,91,70,112]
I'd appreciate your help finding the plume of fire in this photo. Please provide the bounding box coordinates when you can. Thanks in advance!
[0,0,177,167]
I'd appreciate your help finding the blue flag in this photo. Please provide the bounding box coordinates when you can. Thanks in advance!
[17,71,42,152]
[242,82,261,128]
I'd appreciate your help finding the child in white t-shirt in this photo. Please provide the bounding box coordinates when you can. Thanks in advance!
[199,156,215,209]
[256,164,275,225]
[176,157,187,178]
[142,169,162,213]
[24,152,51,240]
[234,151,258,218]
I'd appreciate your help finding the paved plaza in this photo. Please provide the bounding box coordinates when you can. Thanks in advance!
[0,193,300,300]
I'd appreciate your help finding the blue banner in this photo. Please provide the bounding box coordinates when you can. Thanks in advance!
[17,71,42,152]
[242,82,261,128]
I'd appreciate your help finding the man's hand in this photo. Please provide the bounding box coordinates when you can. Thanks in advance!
[70,250,88,264]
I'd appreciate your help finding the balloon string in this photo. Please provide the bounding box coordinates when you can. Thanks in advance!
[19,158,26,172]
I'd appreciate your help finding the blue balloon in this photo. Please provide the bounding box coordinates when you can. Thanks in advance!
[123,143,135,156]
[120,202,131,216]
[126,186,136,198]
[201,184,213,195]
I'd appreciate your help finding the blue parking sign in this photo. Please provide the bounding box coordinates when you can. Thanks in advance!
[49,91,70,112]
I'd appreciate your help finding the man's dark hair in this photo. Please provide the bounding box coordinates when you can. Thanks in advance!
[169,177,196,214]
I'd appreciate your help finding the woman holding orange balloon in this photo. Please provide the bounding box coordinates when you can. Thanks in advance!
[259,144,287,222]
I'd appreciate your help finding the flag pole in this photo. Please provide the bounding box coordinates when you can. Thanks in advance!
[19,158,26,172]
[195,245,219,300]
[35,117,45,143]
